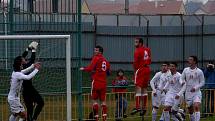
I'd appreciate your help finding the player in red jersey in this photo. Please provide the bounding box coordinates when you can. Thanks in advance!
[80,45,110,121]
[131,37,151,116]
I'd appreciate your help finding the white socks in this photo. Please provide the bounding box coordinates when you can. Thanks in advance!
[195,112,200,121]
[163,111,170,121]
[160,111,164,120]
[190,113,195,121]
[9,115,16,121]
[152,108,157,121]
[18,118,25,121]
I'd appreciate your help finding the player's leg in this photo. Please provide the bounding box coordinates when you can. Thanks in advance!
[23,94,34,121]
[186,93,195,121]
[159,93,167,121]
[151,90,161,121]
[152,106,158,121]
[9,114,17,121]
[32,88,44,120]
[100,87,107,121]
[140,88,148,116]
[172,96,185,121]
[193,101,201,121]
[91,88,99,121]
[163,106,171,121]
[140,67,150,116]
[8,99,26,121]
[131,86,142,115]
[131,69,142,115]
[188,106,195,121]
[163,94,174,121]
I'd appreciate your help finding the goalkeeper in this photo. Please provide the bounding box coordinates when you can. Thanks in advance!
[22,41,44,121]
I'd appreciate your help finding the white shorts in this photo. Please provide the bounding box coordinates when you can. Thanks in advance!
[8,98,25,114]
[164,93,182,107]
[152,90,166,107]
[185,91,202,107]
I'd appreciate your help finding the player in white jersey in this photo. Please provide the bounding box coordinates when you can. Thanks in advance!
[163,62,186,121]
[150,62,170,121]
[180,56,205,121]
[8,56,41,121]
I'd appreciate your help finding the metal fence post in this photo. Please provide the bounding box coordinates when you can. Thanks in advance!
[9,0,14,34]
[77,0,83,120]
[201,15,204,68]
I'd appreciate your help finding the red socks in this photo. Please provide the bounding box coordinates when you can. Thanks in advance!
[93,103,99,116]
[101,104,107,121]
[142,95,148,109]
[136,96,141,109]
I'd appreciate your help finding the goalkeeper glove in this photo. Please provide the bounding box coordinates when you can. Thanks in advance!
[29,41,38,52]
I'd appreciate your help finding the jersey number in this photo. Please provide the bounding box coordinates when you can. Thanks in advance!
[144,50,149,60]
[101,61,107,71]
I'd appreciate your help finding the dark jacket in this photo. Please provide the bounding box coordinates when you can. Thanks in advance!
[204,68,215,89]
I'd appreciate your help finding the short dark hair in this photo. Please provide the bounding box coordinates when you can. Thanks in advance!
[170,62,178,67]
[162,62,169,66]
[95,45,103,54]
[13,56,23,72]
[117,69,124,76]
[135,37,143,45]
[189,55,198,64]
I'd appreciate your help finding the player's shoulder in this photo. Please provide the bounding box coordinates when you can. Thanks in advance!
[11,71,23,79]
[12,71,22,76]
[176,72,181,76]
[196,67,204,74]
[182,67,190,72]
[155,71,162,75]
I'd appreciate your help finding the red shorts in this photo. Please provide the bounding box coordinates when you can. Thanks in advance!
[91,81,106,101]
[134,67,150,88]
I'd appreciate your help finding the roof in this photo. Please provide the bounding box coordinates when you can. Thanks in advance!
[129,1,184,15]
[185,1,203,14]
[87,0,185,14]
[88,3,125,14]
[200,1,215,15]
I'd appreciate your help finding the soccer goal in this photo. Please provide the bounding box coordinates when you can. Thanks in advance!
[0,35,71,121]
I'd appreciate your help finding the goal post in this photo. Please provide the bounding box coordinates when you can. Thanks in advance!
[0,35,71,121]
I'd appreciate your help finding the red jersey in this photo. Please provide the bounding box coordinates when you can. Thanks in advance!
[84,54,110,84]
[112,76,128,93]
[133,46,151,71]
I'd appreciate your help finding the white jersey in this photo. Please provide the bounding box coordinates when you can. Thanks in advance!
[158,70,171,91]
[180,67,205,93]
[8,65,38,100]
[164,72,185,96]
[150,71,162,91]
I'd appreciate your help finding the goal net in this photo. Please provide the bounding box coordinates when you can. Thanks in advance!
[0,35,71,121]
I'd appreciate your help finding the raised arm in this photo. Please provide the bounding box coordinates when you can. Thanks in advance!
[22,49,29,58]
[82,57,98,72]
[18,69,39,80]
[21,64,35,74]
